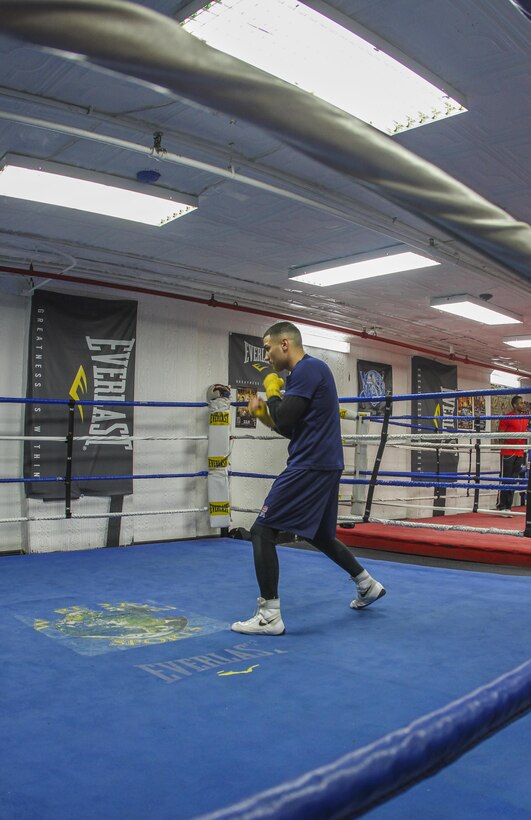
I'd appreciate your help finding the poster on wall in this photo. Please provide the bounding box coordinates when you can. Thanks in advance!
[228,332,273,389]
[235,386,257,429]
[411,356,458,476]
[357,360,393,415]
[457,395,487,430]
[491,391,531,422]
[24,291,137,500]
[456,395,473,430]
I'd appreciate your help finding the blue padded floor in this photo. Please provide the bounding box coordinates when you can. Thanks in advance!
[0,537,530,819]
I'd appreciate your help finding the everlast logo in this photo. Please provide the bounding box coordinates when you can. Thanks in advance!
[434,393,456,433]
[83,337,136,450]
[244,340,269,372]
[69,365,88,421]
[244,340,267,364]
[210,411,230,426]
[209,502,230,515]
[208,456,229,468]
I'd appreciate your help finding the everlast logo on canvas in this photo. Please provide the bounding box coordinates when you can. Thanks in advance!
[243,340,268,370]
[83,337,136,449]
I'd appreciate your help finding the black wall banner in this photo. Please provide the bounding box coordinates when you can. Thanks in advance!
[411,356,458,476]
[357,360,393,415]
[228,332,273,389]
[24,291,137,500]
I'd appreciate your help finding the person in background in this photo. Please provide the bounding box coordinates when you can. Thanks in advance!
[231,321,385,636]
[497,395,529,512]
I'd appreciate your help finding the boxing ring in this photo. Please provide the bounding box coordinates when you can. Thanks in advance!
[1,379,531,818]
[1,1,531,817]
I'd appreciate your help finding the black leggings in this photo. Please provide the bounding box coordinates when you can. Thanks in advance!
[500,455,524,509]
[251,521,364,600]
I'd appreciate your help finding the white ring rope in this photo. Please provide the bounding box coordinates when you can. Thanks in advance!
[389,443,514,451]
[338,515,521,536]
[342,431,531,442]
[231,434,284,440]
[231,508,520,535]
[371,500,523,516]
[0,435,208,442]
[0,507,208,524]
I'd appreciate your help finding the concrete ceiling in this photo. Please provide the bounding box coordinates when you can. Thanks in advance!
[0,0,530,374]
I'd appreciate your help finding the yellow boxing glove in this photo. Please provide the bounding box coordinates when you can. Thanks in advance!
[263,372,284,400]
[248,398,275,428]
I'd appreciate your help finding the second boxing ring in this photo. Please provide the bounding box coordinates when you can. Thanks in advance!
[229,384,531,569]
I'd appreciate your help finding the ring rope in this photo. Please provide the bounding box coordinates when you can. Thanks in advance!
[0,507,208,525]
[0,471,208,484]
[372,500,523,516]
[339,515,521,536]
[0,396,209,407]
[389,443,513,452]
[230,508,519,535]
[231,434,284,440]
[0,435,209,442]
[343,431,531,441]
[370,414,531,420]
[196,660,531,819]
[342,479,526,491]
[338,386,531,403]
[227,472,525,492]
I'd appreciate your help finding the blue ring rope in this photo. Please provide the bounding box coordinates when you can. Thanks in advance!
[0,397,208,407]
[338,385,531,403]
[228,472,524,491]
[197,660,531,820]
[0,472,208,484]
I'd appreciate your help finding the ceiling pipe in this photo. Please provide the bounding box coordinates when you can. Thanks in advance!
[0,109,526,286]
[2,263,529,378]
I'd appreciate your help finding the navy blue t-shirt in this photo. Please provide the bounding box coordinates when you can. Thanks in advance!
[283,355,344,470]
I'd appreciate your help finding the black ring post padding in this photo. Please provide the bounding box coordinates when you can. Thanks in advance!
[64,399,75,519]
[466,438,472,498]
[105,495,124,547]
[434,440,441,500]
[523,463,531,537]
[473,415,482,513]
[363,397,393,522]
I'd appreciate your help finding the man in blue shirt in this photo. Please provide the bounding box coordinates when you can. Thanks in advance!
[232,321,385,635]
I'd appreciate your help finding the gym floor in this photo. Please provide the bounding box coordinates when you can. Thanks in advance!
[1,537,529,819]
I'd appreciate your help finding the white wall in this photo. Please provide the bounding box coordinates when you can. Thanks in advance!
[0,290,29,552]
[0,283,497,553]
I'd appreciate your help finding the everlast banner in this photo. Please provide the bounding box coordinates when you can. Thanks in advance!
[24,291,137,500]
[228,332,273,389]
[411,356,458,476]
[357,360,393,416]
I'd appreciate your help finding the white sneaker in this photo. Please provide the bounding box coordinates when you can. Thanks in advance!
[350,578,386,609]
[231,597,285,635]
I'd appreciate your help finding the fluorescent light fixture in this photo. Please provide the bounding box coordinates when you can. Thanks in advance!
[490,370,521,388]
[181,0,466,135]
[503,336,531,348]
[0,154,198,226]
[300,327,350,353]
[430,294,522,325]
[290,250,439,287]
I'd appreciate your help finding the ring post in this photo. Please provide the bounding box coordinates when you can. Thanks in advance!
[351,411,369,519]
[363,397,392,522]
[472,414,482,513]
[206,385,231,530]
[64,399,75,519]
[524,465,531,537]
